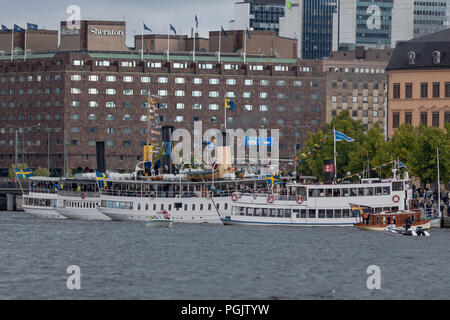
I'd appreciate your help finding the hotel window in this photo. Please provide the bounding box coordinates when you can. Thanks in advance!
[275,65,288,72]
[175,116,184,122]
[121,61,135,67]
[192,91,202,97]
[89,101,98,108]
[244,105,252,111]
[106,115,115,121]
[158,90,168,96]
[123,141,132,147]
[209,91,219,98]
[224,64,238,70]
[293,80,303,87]
[141,76,151,83]
[158,77,168,84]
[432,112,440,127]
[175,77,185,84]
[405,83,412,99]
[141,89,149,96]
[421,83,428,98]
[209,78,219,85]
[70,114,80,120]
[393,83,400,99]
[445,112,450,123]
[277,80,286,87]
[445,83,450,98]
[199,64,213,69]
[88,88,99,95]
[209,104,219,110]
[89,75,99,82]
[71,101,80,107]
[70,127,80,133]
[123,76,134,83]
[88,114,97,121]
[244,79,253,86]
[420,112,428,126]
[73,60,84,66]
[123,115,132,121]
[106,102,116,108]
[71,75,82,81]
[175,90,185,97]
[310,81,319,87]
[250,65,263,71]
[243,92,251,98]
[193,78,202,84]
[173,63,187,69]
[226,79,236,85]
[331,96,337,103]
[226,92,235,98]
[210,117,217,123]
[71,88,81,95]
[88,127,97,133]
[433,82,440,98]
[106,89,116,95]
[106,140,114,147]
[277,93,287,99]
[259,105,269,112]
[106,76,116,82]
[96,60,110,67]
[149,62,161,68]
[405,112,412,124]
[140,115,148,122]
[176,103,185,110]
[192,104,202,110]
[123,89,133,95]
[260,80,269,86]
[260,92,268,99]
[373,96,378,104]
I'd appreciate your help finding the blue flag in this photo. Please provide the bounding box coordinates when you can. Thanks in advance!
[15,168,33,179]
[14,24,25,33]
[195,14,199,29]
[1,25,10,32]
[27,23,38,30]
[221,26,227,37]
[398,160,410,171]
[96,171,109,187]
[170,24,176,35]
[143,23,152,32]
[266,175,283,185]
[225,98,236,110]
[246,27,251,39]
[334,130,355,142]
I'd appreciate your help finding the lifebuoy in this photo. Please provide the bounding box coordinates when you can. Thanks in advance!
[296,196,304,205]
[267,195,275,204]
[150,192,156,199]
[232,193,239,202]
[81,192,85,200]
[392,195,400,203]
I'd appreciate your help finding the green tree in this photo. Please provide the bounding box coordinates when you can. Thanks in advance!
[8,163,29,180]
[34,167,50,177]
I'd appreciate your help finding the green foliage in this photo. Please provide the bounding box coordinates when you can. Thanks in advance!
[8,163,29,180]
[34,167,50,177]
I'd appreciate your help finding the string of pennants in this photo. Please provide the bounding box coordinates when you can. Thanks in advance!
[335,160,400,183]
[296,134,330,165]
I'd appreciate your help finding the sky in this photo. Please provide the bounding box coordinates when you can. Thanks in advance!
[0,0,237,46]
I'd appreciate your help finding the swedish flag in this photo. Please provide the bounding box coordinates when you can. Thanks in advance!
[225,98,236,110]
[266,175,283,185]
[15,168,33,179]
[96,171,109,187]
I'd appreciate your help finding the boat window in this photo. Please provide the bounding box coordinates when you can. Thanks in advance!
[392,206,399,212]
[192,204,195,211]
[334,209,342,218]
[326,209,333,218]
[350,188,357,196]
[383,207,391,212]
[169,205,172,210]
[225,203,228,210]
[387,216,391,224]
[301,209,307,218]
[154,204,157,211]
[277,209,284,217]
[200,204,203,210]
[376,217,380,224]
[382,186,390,195]
[284,209,291,218]
[366,187,374,196]
[255,208,262,216]
[269,208,277,217]
[246,208,254,216]
[297,187,307,196]
[318,209,326,218]
[317,189,324,197]
[375,187,382,196]
[309,209,316,218]
[145,204,149,210]
[293,209,300,218]
[208,204,211,210]
[333,189,340,197]
[358,188,365,196]
[216,204,220,210]
[325,189,333,197]
[342,188,349,197]
[342,209,350,218]
[137,203,141,210]
[375,207,382,213]
[261,208,269,217]
[392,181,403,191]
[308,189,315,197]
[239,207,245,215]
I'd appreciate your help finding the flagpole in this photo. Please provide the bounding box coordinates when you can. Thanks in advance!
[437,147,441,221]
[24,29,27,61]
[333,126,337,182]
[11,29,14,62]
[224,95,227,131]
[193,22,196,63]
[218,27,221,63]
[244,29,247,64]
[167,24,170,62]
[141,22,144,61]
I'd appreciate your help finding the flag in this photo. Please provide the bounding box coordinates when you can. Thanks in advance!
[96,171,109,187]
[225,98,236,110]
[246,27,251,39]
[398,160,410,171]
[221,26,227,37]
[14,24,25,33]
[195,14,199,29]
[266,175,283,185]
[350,203,374,217]
[15,168,33,179]
[334,129,355,142]
[143,23,152,32]
[170,24,176,34]
[1,25,10,32]
[27,23,38,30]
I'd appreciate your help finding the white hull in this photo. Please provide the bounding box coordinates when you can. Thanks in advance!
[221,216,359,227]
[146,220,174,228]
[430,217,441,228]
[54,207,111,221]
[23,206,67,219]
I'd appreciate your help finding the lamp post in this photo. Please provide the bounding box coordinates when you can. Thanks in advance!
[7,123,41,168]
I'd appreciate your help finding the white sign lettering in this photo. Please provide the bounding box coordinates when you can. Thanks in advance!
[90,28,124,36]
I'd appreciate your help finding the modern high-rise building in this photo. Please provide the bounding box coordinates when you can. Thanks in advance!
[229,0,286,34]
[333,0,450,51]
[279,0,337,60]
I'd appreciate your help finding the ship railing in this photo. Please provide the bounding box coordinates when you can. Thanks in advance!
[57,191,99,198]
[100,190,236,198]
[237,192,299,201]
[28,187,57,194]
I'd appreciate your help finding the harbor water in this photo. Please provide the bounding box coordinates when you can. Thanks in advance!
[0,211,449,300]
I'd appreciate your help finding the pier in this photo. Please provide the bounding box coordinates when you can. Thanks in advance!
[0,181,27,211]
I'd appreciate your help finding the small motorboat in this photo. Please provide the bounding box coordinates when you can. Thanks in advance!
[146,210,173,228]
[384,225,430,236]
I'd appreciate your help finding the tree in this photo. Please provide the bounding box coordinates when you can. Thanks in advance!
[34,167,50,177]
[8,163,29,180]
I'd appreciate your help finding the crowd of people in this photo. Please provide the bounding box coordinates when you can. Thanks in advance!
[411,186,450,217]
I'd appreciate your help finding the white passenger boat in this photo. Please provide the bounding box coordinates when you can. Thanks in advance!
[146,210,174,227]
[220,176,412,227]
[22,177,67,219]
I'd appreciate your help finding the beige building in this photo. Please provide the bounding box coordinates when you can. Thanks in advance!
[0,29,58,54]
[386,29,450,137]
[322,47,393,130]
[134,34,209,54]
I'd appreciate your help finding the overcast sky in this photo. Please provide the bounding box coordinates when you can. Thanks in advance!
[0,0,237,46]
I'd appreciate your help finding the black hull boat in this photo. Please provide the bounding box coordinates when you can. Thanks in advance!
[384,226,430,236]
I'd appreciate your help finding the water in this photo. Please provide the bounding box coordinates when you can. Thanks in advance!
[1,211,449,300]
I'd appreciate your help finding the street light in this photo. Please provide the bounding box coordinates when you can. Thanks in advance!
[6,123,41,168]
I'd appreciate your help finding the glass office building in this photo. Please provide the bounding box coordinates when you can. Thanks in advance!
[355,0,394,46]
[413,0,449,38]
[249,0,286,34]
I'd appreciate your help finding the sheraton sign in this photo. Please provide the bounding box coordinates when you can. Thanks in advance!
[90,28,124,36]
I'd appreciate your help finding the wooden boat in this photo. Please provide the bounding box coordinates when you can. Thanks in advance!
[353,207,431,231]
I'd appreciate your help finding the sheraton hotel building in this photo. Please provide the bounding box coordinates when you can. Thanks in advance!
[0,20,325,175]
